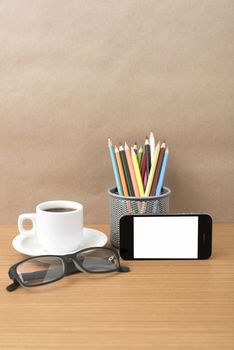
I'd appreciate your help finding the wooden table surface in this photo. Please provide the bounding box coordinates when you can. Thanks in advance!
[0,224,234,350]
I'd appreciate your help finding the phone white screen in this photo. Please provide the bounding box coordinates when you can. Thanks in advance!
[133,216,198,258]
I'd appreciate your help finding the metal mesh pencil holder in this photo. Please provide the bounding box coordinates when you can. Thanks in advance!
[108,186,171,247]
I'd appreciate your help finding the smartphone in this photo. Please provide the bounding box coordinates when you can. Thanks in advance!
[120,214,212,260]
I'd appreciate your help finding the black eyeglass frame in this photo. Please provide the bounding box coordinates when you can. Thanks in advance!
[7,247,129,292]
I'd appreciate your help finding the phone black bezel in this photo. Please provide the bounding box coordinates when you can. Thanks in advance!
[120,214,212,260]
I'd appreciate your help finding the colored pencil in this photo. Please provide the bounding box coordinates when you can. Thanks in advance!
[141,152,146,180]
[145,137,151,182]
[115,146,129,196]
[131,148,144,196]
[125,142,140,197]
[108,138,123,195]
[155,147,169,196]
[119,144,134,196]
[108,132,169,199]
[133,143,138,154]
[144,141,160,196]
[144,171,147,189]
[137,146,143,166]
[149,131,155,163]
[150,142,166,196]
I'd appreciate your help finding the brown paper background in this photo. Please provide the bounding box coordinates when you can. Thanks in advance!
[0,0,233,224]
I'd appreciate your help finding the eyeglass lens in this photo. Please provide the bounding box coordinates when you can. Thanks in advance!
[15,248,120,287]
[76,248,119,272]
[16,256,65,286]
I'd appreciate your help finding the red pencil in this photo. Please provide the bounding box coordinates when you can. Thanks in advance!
[141,152,146,183]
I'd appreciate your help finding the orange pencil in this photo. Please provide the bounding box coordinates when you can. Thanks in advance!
[115,146,129,196]
[124,142,140,196]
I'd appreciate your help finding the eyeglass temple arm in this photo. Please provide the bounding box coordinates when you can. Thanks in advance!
[6,279,20,292]
[105,254,130,273]
[6,263,81,292]
[119,265,130,272]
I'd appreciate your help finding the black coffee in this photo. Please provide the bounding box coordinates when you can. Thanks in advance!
[43,207,76,213]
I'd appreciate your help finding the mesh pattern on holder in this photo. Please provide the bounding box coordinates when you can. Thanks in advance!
[108,187,171,247]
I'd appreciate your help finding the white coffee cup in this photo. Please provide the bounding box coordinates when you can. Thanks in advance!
[18,200,84,253]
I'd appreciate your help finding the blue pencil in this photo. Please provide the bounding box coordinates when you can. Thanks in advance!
[108,138,123,195]
[155,147,169,196]
[133,142,138,154]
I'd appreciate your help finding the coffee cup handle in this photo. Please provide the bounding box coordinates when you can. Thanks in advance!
[18,213,37,237]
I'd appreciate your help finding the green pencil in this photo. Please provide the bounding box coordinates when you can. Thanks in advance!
[137,146,143,167]
[119,144,135,196]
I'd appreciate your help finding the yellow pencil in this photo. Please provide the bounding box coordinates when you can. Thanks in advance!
[144,141,161,196]
[131,147,144,196]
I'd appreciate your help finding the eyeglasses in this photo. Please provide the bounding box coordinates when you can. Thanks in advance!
[6,247,129,292]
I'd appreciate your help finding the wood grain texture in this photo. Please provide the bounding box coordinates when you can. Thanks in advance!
[0,224,234,350]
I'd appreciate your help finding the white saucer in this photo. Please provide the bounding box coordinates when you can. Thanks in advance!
[12,228,108,256]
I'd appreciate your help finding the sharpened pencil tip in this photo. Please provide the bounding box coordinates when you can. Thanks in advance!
[145,138,150,145]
